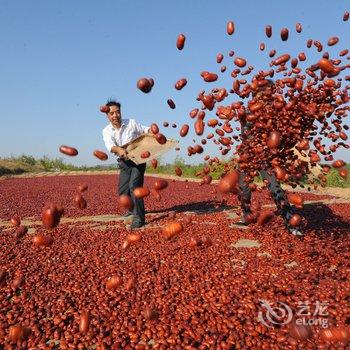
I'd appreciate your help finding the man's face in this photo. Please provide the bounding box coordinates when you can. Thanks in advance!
[107,105,121,126]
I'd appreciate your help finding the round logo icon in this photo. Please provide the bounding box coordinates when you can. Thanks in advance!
[258,299,293,328]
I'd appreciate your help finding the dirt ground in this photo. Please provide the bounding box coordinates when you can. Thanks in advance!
[1,172,349,348]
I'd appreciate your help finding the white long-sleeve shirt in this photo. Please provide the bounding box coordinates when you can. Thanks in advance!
[102,118,150,153]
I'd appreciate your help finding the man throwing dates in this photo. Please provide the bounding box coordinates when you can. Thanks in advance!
[102,100,150,229]
[235,80,303,236]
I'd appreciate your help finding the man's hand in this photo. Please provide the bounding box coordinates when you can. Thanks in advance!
[111,146,128,159]
[118,148,128,159]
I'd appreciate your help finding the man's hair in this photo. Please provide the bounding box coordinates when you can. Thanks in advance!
[106,99,121,109]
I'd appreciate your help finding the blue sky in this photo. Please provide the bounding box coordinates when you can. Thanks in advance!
[0,0,349,166]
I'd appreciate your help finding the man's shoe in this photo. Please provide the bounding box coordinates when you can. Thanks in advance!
[289,228,303,237]
[122,211,133,218]
[130,221,145,229]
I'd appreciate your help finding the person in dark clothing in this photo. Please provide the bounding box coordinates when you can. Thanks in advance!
[236,82,303,236]
[102,100,150,229]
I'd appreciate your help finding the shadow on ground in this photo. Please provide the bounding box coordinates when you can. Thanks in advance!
[300,202,350,237]
[147,200,238,215]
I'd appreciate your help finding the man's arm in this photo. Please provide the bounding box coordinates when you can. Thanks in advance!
[102,128,128,158]
[111,146,128,158]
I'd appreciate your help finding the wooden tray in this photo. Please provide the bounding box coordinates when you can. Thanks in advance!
[124,134,178,164]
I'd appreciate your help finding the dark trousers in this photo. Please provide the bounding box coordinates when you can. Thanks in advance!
[118,159,146,225]
[238,170,293,225]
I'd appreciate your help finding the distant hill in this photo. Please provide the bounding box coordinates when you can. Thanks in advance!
[0,158,44,175]
[0,155,117,176]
